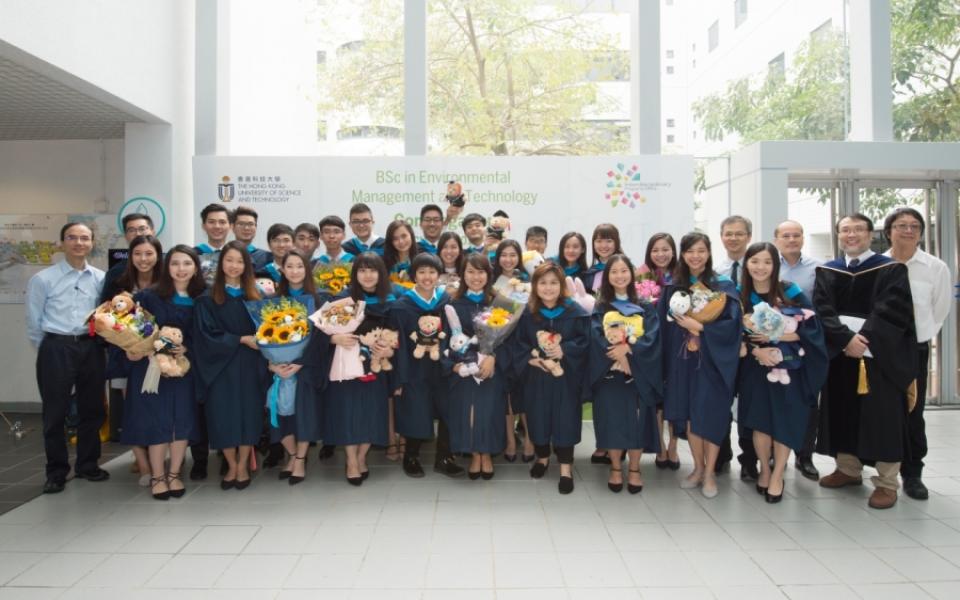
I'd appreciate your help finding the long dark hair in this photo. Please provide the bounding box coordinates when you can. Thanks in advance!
[528,262,569,320]
[739,242,793,309]
[492,239,523,280]
[673,232,717,289]
[115,235,163,293]
[597,254,639,305]
[349,252,392,302]
[556,231,588,273]
[644,232,677,275]
[154,244,205,300]
[456,252,494,301]
[591,223,623,265]
[438,231,464,272]
[277,249,318,297]
[383,220,421,271]
[212,240,260,304]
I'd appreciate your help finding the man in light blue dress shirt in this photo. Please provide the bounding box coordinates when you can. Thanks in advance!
[774,220,823,480]
[25,222,109,493]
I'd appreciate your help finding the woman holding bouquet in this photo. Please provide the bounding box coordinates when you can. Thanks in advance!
[194,241,267,490]
[659,232,741,498]
[384,220,421,292]
[640,233,681,471]
[323,252,397,484]
[122,245,204,500]
[513,262,590,494]
[588,254,662,494]
[442,253,509,479]
[551,232,589,279]
[737,243,827,503]
[269,249,328,485]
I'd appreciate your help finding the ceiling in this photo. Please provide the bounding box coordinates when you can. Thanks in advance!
[0,55,143,140]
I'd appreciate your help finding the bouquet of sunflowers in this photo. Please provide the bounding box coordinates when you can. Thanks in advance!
[244,296,315,427]
[313,261,351,295]
[471,296,523,383]
[389,269,415,290]
[309,297,367,382]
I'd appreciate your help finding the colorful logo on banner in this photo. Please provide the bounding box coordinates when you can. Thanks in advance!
[605,163,646,209]
[117,196,166,236]
[218,176,235,203]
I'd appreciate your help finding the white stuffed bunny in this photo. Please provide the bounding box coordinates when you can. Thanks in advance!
[565,276,595,313]
[666,290,691,322]
[443,304,480,377]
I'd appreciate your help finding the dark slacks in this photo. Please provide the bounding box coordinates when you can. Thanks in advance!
[190,406,210,466]
[534,443,574,464]
[797,399,820,460]
[901,342,930,478]
[718,412,757,467]
[36,335,105,480]
[404,420,453,463]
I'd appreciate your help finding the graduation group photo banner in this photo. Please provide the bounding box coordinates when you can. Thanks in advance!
[192,155,695,260]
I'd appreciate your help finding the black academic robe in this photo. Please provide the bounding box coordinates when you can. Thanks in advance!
[813,254,917,463]
[388,289,451,440]
[588,300,663,451]
[248,246,272,272]
[512,300,590,448]
[193,291,270,449]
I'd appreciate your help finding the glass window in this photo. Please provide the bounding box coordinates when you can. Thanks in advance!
[734,0,748,28]
[708,20,719,52]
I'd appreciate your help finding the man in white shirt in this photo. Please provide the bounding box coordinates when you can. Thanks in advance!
[882,207,952,501]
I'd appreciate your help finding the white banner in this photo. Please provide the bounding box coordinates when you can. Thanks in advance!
[192,156,694,262]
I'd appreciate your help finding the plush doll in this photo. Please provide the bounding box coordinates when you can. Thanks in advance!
[745,303,814,385]
[530,330,564,377]
[601,310,644,379]
[487,210,511,241]
[566,276,595,313]
[409,314,445,361]
[152,326,190,377]
[443,305,479,377]
[358,327,400,373]
[255,277,276,298]
[521,251,544,278]
[445,180,465,207]
[666,290,691,322]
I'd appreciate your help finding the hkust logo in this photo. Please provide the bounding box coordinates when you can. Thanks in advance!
[218,176,235,203]
[605,163,647,209]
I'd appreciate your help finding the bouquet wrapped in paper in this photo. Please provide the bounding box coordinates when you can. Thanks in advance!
[244,296,315,427]
[634,264,662,304]
[492,273,530,304]
[666,281,727,352]
[309,297,366,382]
[88,291,159,355]
[471,295,524,383]
[313,261,351,296]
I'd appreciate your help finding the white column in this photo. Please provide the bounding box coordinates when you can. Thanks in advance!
[195,0,229,155]
[937,179,958,405]
[404,0,428,155]
[848,0,892,141]
[630,0,661,154]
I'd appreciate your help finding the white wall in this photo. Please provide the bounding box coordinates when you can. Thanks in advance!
[0,140,125,408]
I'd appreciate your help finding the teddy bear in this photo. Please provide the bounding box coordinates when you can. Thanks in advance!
[93,291,136,331]
[358,327,400,373]
[445,180,465,207]
[409,314,445,361]
[744,303,815,385]
[521,251,544,278]
[152,326,191,377]
[530,330,564,377]
[443,305,479,377]
[487,210,510,242]
[602,311,644,380]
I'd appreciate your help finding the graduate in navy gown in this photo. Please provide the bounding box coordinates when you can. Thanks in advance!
[549,231,589,280]
[580,223,624,294]
[323,252,396,485]
[737,242,828,503]
[342,203,386,256]
[122,245,204,500]
[388,253,464,478]
[441,253,508,479]
[383,220,422,294]
[659,232,742,499]
[256,223,295,283]
[269,250,328,485]
[513,262,590,494]
[193,241,268,490]
[588,254,663,495]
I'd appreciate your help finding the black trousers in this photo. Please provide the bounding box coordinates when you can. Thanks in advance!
[36,335,105,480]
[405,420,453,463]
[901,342,930,478]
[797,398,819,460]
[190,406,210,465]
[718,413,757,467]
[534,444,574,464]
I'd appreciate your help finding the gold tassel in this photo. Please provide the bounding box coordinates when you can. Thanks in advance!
[857,358,869,395]
[906,380,918,412]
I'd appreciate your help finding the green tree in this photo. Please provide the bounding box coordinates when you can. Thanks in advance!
[317,0,625,155]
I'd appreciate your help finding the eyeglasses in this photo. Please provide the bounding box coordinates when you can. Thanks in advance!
[125,226,151,235]
[64,235,92,243]
[235,221,257,229]
[350,219,373,226]
[892,223,922,232]
[838,226,869,235]
[421,217,443,224]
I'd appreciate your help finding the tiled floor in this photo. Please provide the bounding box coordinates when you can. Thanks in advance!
[1,411,960,599]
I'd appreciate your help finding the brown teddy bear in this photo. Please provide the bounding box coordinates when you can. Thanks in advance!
[94,291,136,331]
[409,315,445,361]
[530,330,564,377]
[358,327,400,373]
[152,326,190,377]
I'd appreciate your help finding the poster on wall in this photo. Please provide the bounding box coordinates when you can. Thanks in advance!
[0,214,119,304]
[192,156,695,262]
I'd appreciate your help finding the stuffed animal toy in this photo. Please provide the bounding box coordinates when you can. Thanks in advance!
[602,311,644,379]
[522,251,544,278]
[566,276,595,313]
[409,314,445,360]
[487,210,511,241]
[530,330,564,377]
[666,290,691,322]
[744,303,815,385]
[93,292,136,331]
[445,180,465,207]
[358,327,400,373]
[443,305,479,377]
[255,277,276,298]
[152,326,190,377]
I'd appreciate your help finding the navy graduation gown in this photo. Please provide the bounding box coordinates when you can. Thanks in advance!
[342,236,385,257]
[737,288,828,451]
[512,300,590,448]
[659,278,742,445]
[588,300,663,451]
[193,291,269,449]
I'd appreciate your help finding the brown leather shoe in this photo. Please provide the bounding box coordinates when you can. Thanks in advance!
[868,487,898,509]
[819,469,863,488]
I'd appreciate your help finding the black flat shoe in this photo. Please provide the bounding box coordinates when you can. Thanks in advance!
[739,462,759,481]
[189,461,208,481]
[318,444,336,460]
[220,478,236,490]
[627,468,643,494]
[765,489,783,503]
[559,475,574,494]
[151,476,170,501]
[521,454,536,463]
[504,453,517,463]
[481,470,494,480]
[43,479,65,494]
[608,466,623,493]
[403,456,425,478]
[795,457,820,481]
[235,478,251,490]
[756,483,768,495]
[434,457,465,478]
[591,452,611,465]
[468,470,482,480]
[668,459,681,471]
[655,458,670,470]
[346,475,362,486]
[166,473,185,498]
[530,461,548,479]
[360,469,369,481]
[903,477,929,500]
[75,467,111,482]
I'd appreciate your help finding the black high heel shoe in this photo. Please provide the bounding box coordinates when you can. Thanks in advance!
[608,466,623,493]
[756,483,768,495]
[654,457,670,470]
[627,468,643,495]
[591,451,611,465]
[166,472,185,498]
[279,451,295,480]
[468,470,482,480]
[288,455,307,486]
[765,481,783,503]
[481,470,494,480]
[151,476,170,501]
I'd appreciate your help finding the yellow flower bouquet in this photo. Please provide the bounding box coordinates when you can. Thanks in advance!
[313,261,351,295]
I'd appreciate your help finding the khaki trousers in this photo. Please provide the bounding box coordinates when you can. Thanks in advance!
[837,452,900,490]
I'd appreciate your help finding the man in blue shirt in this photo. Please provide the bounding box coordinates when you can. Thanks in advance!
[25,222,109,494]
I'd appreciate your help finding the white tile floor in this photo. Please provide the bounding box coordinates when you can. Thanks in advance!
[1,412,960,599]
